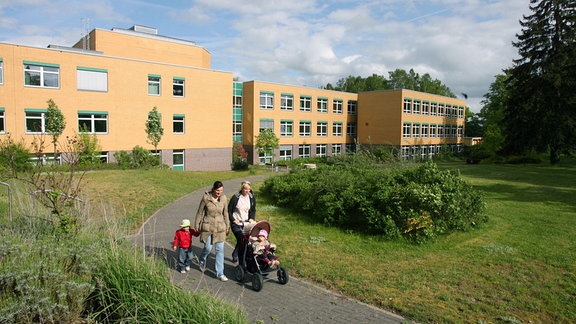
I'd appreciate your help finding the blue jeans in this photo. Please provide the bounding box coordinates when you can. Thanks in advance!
[200,235,225,278]
[177,247,194,271]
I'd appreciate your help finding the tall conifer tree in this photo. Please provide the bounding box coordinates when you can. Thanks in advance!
[504,0,576,163]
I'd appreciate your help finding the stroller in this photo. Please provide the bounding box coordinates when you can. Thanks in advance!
[234,221,289,291]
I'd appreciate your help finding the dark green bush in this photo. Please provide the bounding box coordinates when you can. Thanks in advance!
[232,159,249,170]
[261,161,486,243]
[0,135,32,178]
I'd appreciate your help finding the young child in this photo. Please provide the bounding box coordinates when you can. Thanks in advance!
[173,219,199,273]
[250,229,280,269]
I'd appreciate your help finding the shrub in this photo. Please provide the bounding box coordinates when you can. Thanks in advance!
[113,146,160,169]
[262,160,486,243]
[0,134,32,178]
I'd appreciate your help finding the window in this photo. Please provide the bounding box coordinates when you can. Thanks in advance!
[458,106,464,118]
[445,125,452,138]
[258,150,273,164]
[438,124,444,137]
[259,119,274,132]
[260,91,274,110]
[422,101,429,115]
[299,121,311,136]
[0,108,5,133]
[300,96,311,112]
[148,74,161,95]
[317,98,328,113]
[431,102,437,116]
[438,104,445,116]
[77,67,107,92]
[173,149,184,171]
[332,122,343,136]
[430,124,437,138]
[346,122,357,137]
[24,61,59,88]
[451,125,458,138]
[233,120,242,139]
[347,100,357,115]
[78,111,108,134]
[446,105,452,118]
[412,123,420,138]
[173,114,184,134]
[98,152,109,163]
[458,125,464,137]
[316,144,327,157]
[413,100,421,114]
[280,93,293,111]
[173,77,184,97]
[279,145,293,161]
[422,124,429,138]
[298,144,311,158]
[25,109,47,133]
[403,123,411,138]
[317,121,328,136]
[280,120,293,137]
[332,144,342,156]
[0,59,4,84]
[403,98,412,113]
[333,99,343,114]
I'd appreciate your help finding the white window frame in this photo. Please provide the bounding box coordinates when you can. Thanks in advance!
[412,123,420,138]
[346,122,357,137]
[298,144,311,158]
[280,94,294,111]
[347,100,357,115]
[317,98,328,113]
[25,110,47,134]
[260,91,274,110]
[422,101,429,115]
[431,102,437,116]
[332,122,343,136]
[78,111,108,134]
[300,96,311,112]
[279,145,293,161]
[259,119,274,132]
[173,114,185,134]
[422,124,429,138]
[333,99,343,114]
[280,120,293,137]
[173,149,184,170]
[148,74,161,95]
[332,144,342,156]
[0,109,5,134]
[299,121,311,137]
[173,77,184,97]
[403,99,412,114]
[24,62,60,88]
[316,144,327,157]
[0,59,4,85]
[403,123,411,138]
[317,121,328,137]
[430,124,437,138]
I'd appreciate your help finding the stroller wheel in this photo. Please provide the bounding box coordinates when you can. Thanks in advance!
[277,267,289,285]
[252,273,264,292]
[234,265,245,282]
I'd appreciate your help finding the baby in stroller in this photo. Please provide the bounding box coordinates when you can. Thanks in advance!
[250,229,280,269]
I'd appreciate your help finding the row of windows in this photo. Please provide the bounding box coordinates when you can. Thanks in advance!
[0,59,187,97]
[0,110,186,135]
[259,143,356,163]
[403,98,464,118]
[261,118,356,137]
[402,123,463,138]
[260,91,357,114]
[401,144,463,160]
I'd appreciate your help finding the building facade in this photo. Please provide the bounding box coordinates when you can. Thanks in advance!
[0,25,466,171]
[0,25,233,171]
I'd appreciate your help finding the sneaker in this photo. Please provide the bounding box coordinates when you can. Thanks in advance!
[180,270,186,274]
[218,275,229,282]
[199,262,205,272]
[185,266,190,271]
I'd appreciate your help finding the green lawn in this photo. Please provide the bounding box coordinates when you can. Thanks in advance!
[11,162,572,322]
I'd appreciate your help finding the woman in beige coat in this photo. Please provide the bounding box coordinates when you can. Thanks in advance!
[194,181,231,281]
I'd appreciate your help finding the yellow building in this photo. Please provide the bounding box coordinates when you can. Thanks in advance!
[241,81,359,164]
[0,25,232,171]
[0,25,466,170]
[357,89,466,160]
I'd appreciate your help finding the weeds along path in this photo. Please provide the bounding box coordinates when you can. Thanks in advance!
[129,175,404,323]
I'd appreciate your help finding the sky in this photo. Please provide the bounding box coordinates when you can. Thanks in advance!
[0,0,532,112]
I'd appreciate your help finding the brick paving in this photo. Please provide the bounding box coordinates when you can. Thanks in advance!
[129,175,405,323]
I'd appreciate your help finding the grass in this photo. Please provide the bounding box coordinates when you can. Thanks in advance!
[249,163,576,322]
[2,162,575,322]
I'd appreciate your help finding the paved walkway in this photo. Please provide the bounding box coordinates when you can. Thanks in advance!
[129,175,405,323]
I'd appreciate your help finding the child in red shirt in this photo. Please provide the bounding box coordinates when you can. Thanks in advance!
[173,219,199,273]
